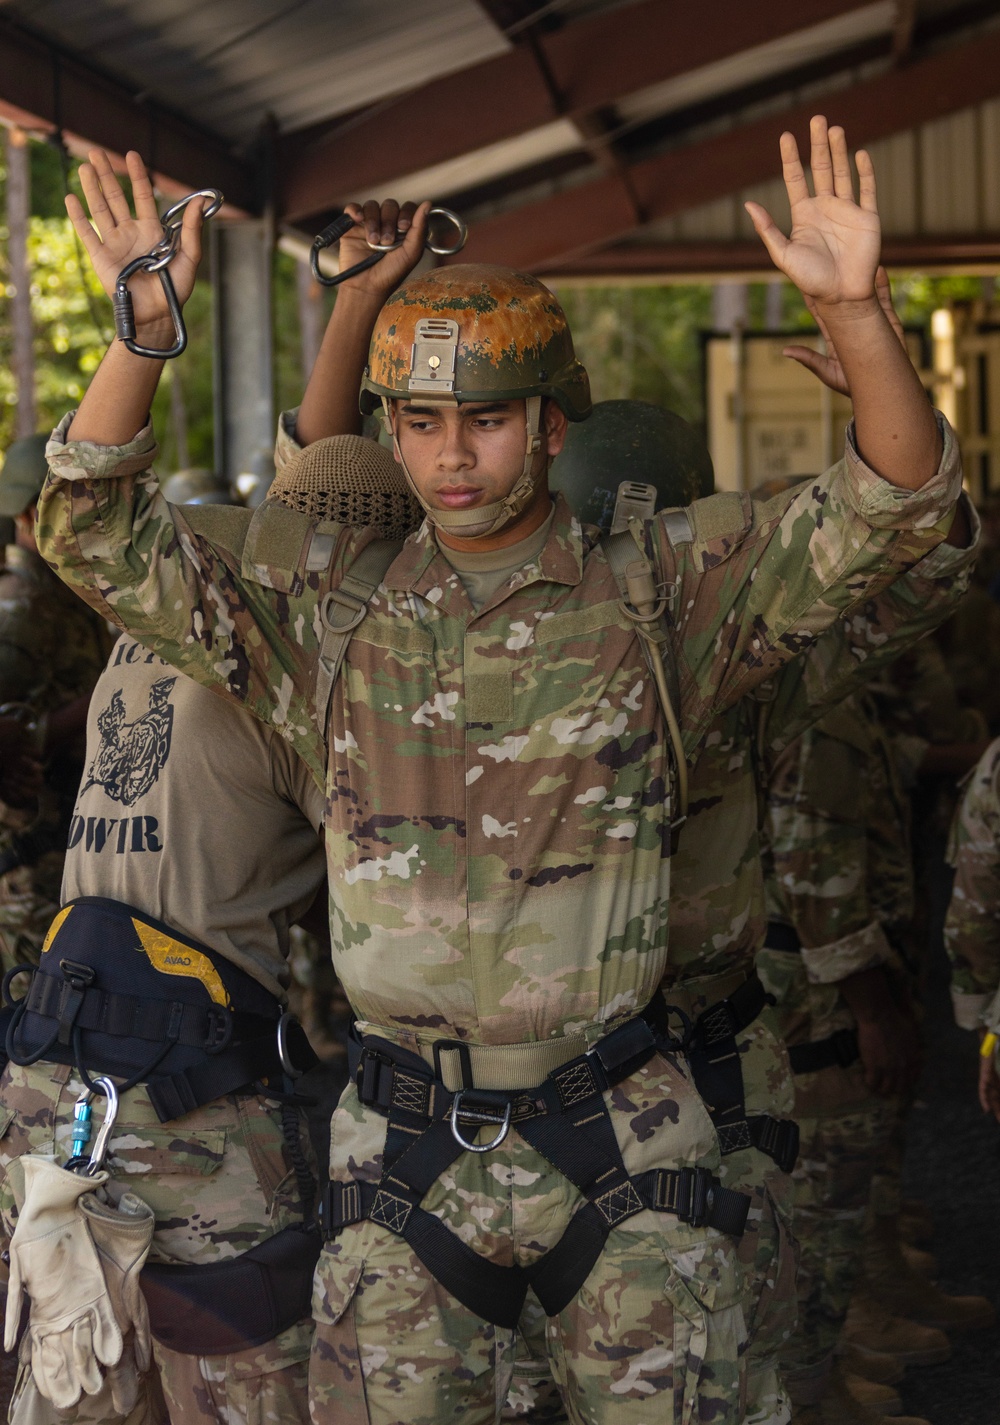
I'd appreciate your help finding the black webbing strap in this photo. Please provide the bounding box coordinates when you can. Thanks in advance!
[684,972,798,1174]
[145,1035,286,1122]
[24,972,273,1052]
[788,1027,859,1075]
[319,1161,749,1328]
[764,921,801,953]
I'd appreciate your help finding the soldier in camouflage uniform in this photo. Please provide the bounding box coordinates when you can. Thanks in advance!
[38,122,967,1424]
[507,403,977,1425]
[945,737,1000,1118]
[759,690,929,1424]
[0,435,111,982]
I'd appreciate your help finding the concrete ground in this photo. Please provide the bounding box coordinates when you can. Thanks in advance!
[897,947,1000,1424]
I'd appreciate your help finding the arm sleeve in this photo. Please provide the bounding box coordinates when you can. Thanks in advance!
[765,712,892,983]
[758,491,978,753]
[36,413,338,788]
[945,738,1000,1026]
[662,414,964,749]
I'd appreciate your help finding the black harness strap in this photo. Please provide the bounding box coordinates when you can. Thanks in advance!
[684,972,799,1174]
[788,1027,859,1075]
[322,1002,752,1328]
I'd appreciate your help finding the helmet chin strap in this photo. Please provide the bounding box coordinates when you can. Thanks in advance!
[384,396,544,540]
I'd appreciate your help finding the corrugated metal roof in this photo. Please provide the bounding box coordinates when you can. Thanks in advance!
[624,95,1000,246]
[2,0,513,143]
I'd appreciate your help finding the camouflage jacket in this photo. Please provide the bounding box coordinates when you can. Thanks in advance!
[761,690,913,987]
[665,504,974,993]
[945,737,1000,1031]
[37,412,962,1047]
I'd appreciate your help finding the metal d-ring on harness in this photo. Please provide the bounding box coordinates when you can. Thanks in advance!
[309,206,468,287]
[113,189,224,359]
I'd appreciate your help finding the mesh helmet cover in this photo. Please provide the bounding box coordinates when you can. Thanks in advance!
[361,264,591,422]
[268,434,422,539]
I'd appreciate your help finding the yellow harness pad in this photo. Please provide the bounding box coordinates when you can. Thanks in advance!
[131,919,230,1008]
[41,905,73,955]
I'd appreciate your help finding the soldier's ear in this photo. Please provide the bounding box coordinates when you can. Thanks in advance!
[543,400,567,460]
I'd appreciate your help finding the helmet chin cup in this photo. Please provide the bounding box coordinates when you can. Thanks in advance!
[385,395,544,541]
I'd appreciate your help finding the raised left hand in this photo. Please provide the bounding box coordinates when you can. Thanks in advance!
[746,115,881,307]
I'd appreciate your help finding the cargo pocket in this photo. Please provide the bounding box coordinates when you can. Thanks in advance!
[308,1249,369,1425]
[741,1173,797,1372]
[664,1244,750,1425]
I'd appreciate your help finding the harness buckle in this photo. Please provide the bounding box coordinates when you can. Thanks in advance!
[56,959,95,1046]
[203,1005,233,1052]
[682,1167,715,1230]
[450,1090,512,1154]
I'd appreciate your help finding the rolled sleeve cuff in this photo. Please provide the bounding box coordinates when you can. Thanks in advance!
[951,987,992,1031]
[801,921,893,984]
[843,411,961,531]
[46,412,158,482]
[274,408,303,475]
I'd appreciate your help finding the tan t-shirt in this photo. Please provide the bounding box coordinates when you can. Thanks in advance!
[62,633,326,1000]
[437,505,555,610]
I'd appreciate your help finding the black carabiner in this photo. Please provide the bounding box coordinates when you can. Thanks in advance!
[310,206,467,288]
[113,188,223,359]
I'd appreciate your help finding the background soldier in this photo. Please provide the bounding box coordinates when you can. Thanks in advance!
[0,435,417,1424]
[0,435,111,981]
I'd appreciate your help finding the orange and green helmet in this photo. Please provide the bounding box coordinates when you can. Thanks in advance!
[360,263,591,420]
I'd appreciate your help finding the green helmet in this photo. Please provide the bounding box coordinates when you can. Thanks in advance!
[360,263,591,539]
[549,400,714,532]
[160,468,235,506]
[0,434,49,517]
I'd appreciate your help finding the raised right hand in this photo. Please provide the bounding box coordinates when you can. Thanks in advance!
[335,198,431,300]
[66,150,207,332]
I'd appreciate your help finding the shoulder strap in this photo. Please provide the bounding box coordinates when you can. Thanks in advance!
[313,537,404,736]
[601,522,688,843]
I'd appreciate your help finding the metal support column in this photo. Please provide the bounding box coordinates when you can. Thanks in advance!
[211,218,274,497]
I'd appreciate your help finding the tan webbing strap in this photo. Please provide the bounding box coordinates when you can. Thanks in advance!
[601,524,688,842]
[313,538,404,735]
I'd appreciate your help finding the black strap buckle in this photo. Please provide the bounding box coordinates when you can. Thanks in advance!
[678,1166,714,1230]
[203,1005,233,1052]
[831,1027,860,1069]
[56,959,95,1046]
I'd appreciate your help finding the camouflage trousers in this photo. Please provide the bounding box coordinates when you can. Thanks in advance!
[312,1024,780,1425]
[0,851,64,985]
[757,947,896,1402]
[503,982,798,1425]
[0,1060,314,1425]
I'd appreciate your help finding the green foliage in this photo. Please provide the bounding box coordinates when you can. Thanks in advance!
[0,134,990,466]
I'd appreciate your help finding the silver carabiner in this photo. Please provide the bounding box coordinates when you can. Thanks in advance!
[66,1077,119,1176]
[113,188,224,359]
[310,206,467,288]
[449,1090,511,1154]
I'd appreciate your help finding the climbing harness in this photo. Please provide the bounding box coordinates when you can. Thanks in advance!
[309,206,467,287]
[113,189,223,359]
[320,993,753,1329]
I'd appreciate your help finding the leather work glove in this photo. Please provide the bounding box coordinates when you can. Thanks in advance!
[78,1190,156,1416]
[4,1155,123,1409]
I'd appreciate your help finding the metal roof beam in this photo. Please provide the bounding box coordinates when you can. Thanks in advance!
[277,0,874,222]
[547,237,1000,279]
[454,24,1000,272]
[0,16,257,211]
